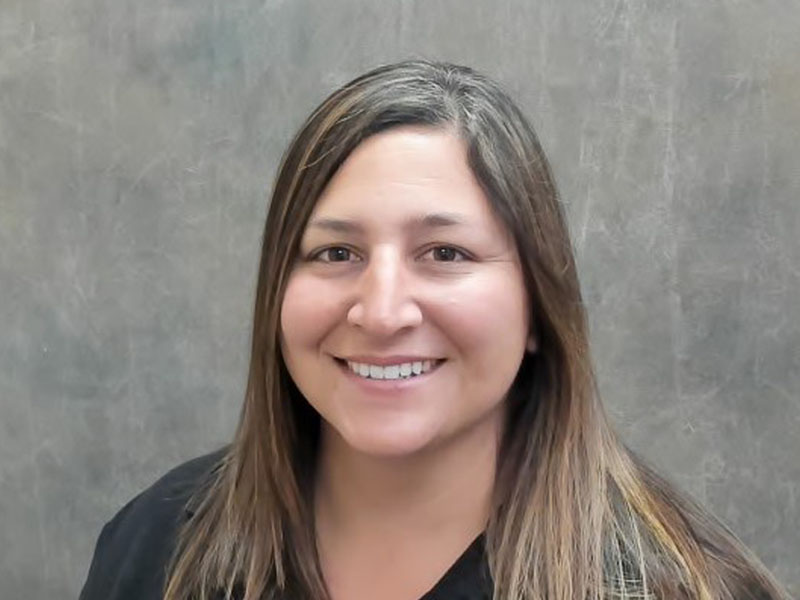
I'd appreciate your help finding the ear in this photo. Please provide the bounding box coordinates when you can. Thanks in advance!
[526,334,537,353]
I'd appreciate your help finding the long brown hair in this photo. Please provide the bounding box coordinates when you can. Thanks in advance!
[164,60,788,600]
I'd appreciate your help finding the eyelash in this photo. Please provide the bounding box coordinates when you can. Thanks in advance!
[307,245,471,264]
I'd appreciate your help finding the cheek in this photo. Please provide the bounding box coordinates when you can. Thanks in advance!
[428,274,529,407]
[280,274,342,354]
[433,275,528,347]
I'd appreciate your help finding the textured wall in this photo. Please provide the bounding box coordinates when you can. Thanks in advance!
[1,0,798,597]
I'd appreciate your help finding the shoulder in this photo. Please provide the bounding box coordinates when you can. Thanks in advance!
[79,447,228,600]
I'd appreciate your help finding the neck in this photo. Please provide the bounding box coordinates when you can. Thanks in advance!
[314,418,501,546]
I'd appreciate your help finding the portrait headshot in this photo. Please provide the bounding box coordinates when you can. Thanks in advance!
[0,2,797,600]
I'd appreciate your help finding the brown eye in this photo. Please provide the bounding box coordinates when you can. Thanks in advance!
[428,246,468,262]
[313,246,356,262]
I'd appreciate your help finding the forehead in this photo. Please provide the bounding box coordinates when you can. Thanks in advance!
[307,126,508,238]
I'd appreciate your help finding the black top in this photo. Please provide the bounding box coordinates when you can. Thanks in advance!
[79,449,493,599]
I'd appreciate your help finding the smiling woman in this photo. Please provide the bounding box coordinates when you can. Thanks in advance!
[79,61,789,600]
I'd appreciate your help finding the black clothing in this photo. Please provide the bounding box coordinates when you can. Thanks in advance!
[79,449,493,599]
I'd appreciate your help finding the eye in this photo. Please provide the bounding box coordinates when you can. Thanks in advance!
[309,246,360,263]
[422,245,470,262]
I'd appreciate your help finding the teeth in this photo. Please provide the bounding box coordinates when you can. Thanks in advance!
[345,359,440,380]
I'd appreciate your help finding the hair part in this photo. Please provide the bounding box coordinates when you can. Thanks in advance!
[164,59,788,600]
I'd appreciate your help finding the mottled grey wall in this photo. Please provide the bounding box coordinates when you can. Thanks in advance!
[1,0,798,597]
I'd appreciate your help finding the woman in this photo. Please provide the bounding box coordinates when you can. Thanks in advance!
[80,60,789,600]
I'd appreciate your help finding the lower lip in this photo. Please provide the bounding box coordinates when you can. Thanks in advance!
[334,358,445,395]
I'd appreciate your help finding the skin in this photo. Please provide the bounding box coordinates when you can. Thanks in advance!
[279,126,534,599]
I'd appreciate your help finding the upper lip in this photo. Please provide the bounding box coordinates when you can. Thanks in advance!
[336,355,444,365]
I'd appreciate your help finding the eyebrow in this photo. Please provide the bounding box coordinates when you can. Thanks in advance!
[307,212,469,234]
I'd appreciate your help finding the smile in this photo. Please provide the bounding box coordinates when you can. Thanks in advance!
[333,357,446,382]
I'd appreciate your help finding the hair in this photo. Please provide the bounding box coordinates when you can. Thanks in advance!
[163,60,788,600]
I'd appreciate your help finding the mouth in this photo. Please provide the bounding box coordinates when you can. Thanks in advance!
[333,356,446,382]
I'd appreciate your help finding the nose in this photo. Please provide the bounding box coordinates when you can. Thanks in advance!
[346,246,423,336]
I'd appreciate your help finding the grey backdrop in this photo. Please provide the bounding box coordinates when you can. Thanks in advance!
[1,0,798,597]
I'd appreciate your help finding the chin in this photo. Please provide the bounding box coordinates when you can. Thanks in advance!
[335,422,442,459]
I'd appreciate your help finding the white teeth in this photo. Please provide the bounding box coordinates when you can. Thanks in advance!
[344,359,440,380]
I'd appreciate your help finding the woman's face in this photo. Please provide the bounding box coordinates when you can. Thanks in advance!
[280,126,531,458]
